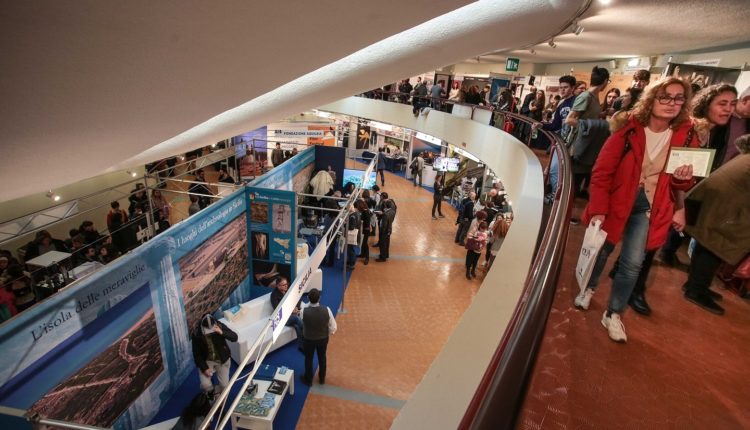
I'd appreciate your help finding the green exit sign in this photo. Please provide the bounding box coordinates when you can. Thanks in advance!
[506,57,520,72]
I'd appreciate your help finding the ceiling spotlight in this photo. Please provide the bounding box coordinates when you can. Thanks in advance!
[45,191,61,202]
[598,0,612,5]
[127,170,138,177]
[573,23,584,35]
[628,58,640,67]
[529,49,536,55]
[548,40,557,48]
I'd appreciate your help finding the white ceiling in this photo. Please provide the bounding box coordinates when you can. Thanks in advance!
[1,0,588,202]
[494,0,750,63]
[2,0,747,203]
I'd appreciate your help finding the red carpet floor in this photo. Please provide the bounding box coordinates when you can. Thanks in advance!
[517,199,750,430]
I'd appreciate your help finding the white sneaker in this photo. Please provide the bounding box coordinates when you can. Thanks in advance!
[574,288,594,310]
[601,311,627,343]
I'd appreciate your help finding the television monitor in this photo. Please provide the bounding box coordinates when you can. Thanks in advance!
[433,157,460,172]
[342,168,377,190]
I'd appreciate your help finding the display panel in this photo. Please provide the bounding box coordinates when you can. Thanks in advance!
[433,157,460,172]
[343,168,377,189]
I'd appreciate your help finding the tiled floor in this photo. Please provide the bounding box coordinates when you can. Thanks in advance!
[296,169,481,429]
[516,197,750,430]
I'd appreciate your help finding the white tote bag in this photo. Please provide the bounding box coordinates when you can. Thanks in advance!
[575,220,608,291]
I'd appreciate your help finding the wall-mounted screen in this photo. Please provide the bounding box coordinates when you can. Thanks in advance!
[433,157,460,172]
[342,168,377,190]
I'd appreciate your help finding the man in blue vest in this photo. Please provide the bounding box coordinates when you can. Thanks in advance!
[300,288,337,385]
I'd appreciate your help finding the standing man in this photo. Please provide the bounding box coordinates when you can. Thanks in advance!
[300,288,337,385]
[376,148,386,186]
[411,153,425,187]
[192,314,238,399]
[376,199,396,262]
[270,277,304,351]
[565,66,610,208]
[520,86,538,116]
[454,191,476,245]
[271,142,285,167]
[189,169,213,209]
[398,79,413,104]
[538,75,578,203]
[431,174,445,219]
[430,80,444,110]
[412,77,428,116]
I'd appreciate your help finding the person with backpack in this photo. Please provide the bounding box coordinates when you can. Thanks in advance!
[356,199,373,265]
[191,314,238,397]
[454,191,476,246]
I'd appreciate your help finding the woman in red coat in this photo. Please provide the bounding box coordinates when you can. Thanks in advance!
[574,77,698,343]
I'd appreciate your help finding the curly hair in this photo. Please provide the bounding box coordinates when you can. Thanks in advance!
[688,84,738,142]
[735,133,750,155]
[611,76,693,132]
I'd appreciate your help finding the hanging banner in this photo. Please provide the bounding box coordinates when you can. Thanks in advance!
[0,191,249,430]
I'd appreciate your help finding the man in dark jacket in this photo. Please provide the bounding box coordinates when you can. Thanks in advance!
[189,169,214,209]
[192,314,238,396]
[454,192,476,245]
[300,288,337,385]
[271,142,285,167]
[375,200,396,262]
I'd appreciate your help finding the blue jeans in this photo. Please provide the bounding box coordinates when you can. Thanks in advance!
[549,151,559,195]
[287,314,304,347]
[586,189,651,314]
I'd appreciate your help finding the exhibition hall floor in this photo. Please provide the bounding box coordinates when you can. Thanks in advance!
[295,167,481,429]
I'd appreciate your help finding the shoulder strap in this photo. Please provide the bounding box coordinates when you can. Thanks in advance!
[621,128,635,160]
[683,126,695,148]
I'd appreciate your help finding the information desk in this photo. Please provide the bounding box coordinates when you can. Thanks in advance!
[231,368,295,430]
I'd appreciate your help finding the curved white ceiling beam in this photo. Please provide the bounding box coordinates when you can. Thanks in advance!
[116,0,583,168]
[1,0,584,202]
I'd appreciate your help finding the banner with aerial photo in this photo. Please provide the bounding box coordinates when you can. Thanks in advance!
[0,190,249,430]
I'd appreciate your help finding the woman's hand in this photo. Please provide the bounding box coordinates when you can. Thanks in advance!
[672,208,686,232]
[590,215,605,226]
[672,164,694,181]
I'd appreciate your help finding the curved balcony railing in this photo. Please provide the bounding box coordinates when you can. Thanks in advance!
[324,95,573,429]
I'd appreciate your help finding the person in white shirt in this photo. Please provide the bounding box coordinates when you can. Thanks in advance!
[300,288,337,385]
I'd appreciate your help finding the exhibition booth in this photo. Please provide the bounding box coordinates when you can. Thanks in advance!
[0,144,374,430]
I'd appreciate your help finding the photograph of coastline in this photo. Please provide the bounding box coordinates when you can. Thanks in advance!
[29,288,163,428]
[178,214,249,330]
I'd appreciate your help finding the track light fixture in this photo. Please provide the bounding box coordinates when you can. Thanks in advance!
[45,190,61,202]
[126,170,138,177]
[529,49,536,55]
[548,39,557,48]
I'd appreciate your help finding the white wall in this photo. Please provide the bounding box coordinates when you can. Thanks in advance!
[318,97,544,430]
